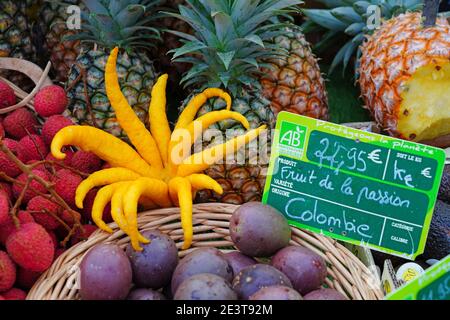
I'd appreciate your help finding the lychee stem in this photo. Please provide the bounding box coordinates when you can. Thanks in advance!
[10,177,31,227]
[0,139,83,246]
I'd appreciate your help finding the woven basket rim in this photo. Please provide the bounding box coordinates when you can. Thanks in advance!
[27,203,384,300]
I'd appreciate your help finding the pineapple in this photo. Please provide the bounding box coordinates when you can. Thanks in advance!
[38,0,83,83]
[358,12,450,141]
[64,0,161,139]
[0,0,37,89]
[260,29,328,119]
[302,0,423,72]
[171,0,328,204]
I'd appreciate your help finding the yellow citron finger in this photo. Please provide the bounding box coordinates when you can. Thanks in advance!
[174,88,232,130]
[123,178,170,251]
[187,174,223,195]
[91,183,128,234]
[123,178,171,219]
[111,183,150,251]
[105,47,163,169]
[177,125,267,177]
[169,177,193,250]
[168,110,250,167]
[149,74,171,166]
[51,126,159,178]
[75,168,141,209]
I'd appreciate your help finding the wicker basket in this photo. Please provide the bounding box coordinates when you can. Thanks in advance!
[27,203,384,300]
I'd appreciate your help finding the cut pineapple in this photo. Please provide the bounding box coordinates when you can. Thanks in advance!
[399,62,450,141]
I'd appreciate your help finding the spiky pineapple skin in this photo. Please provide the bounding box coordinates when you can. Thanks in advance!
[260,29,328,120]
[359,12,450,140]
[185,89,275,205]
[0,0,36,88]
[66,48,157,139]
[0,1,34,59]
[38,0,82,83]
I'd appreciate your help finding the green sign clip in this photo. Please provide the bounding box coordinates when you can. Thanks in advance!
[262,112,445,259]
[386,255,450,300]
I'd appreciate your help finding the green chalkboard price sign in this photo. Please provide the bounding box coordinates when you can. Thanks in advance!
[262,112,445,259]
[386,255,450,300]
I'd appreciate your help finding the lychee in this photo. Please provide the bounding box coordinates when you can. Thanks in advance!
[48,230,59,249]
[45,147,74,166]
[17,134,49,163]
[0,121,4,138]
[41,115,73,146]
[34,85,68,117]
[0,182,12,200]
[54,248,65,260]
[27,196,61,230]
[0,250,16,292]
[0,80,16,109]
[0,190,10,225]
[53,169,82,208]
[0,138,21,178]
[70,151,102,174]
[71,224,97,245]
[6,222,55,272]
[17,267,41,289]
[3,108,37,139]
[2,288,27,300]
[0,211,35,245]
[12,169,50,204]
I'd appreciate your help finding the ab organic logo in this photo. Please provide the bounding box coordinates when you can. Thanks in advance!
[279,121,307,160]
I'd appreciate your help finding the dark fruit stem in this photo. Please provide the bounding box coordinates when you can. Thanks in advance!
[423,0,441,27]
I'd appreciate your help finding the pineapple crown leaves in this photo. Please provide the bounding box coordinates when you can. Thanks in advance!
[166,0,303,97]
[302,0,423,74]
[64,0,163,50]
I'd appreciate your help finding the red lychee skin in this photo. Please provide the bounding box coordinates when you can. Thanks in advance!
[17,134,49,163]
[34,85,68,117]
[12,169,50,204]
[2,288,27,300]
[0,182,13,200]
[0,295,4,300]
[71,224,97,245]
[26,196,61,230]
[41,115,73,146]
[48,231,58,249]
[17,267,41,290]
[45,148,75,168]
[0,138,21,178]
[53,169,82,208]
[101,163,112,170]
[70,151,103,174]
[81,189,112,224]
[54,248,65,260]
[0,80,16,109]
[6,222,55,272]
[3,108,37,139]
[0,211,35,245]
[0,250,16,292]
[0,190,10,225]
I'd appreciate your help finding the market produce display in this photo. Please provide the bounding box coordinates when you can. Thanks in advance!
[77,204,346,300]
[0,79,102,299]
[171,0,328,204]
[0,0,449,301]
